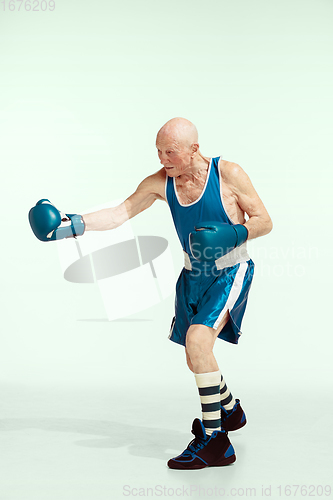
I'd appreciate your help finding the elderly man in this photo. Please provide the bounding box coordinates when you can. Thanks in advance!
[29,117,273,470]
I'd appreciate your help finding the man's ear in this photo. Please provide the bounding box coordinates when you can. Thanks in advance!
[191,143,199,156]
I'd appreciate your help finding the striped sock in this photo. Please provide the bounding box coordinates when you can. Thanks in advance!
[194,370,221,436]
[220,374,236,412]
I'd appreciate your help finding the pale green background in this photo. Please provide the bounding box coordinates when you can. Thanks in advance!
[0,0,332,498]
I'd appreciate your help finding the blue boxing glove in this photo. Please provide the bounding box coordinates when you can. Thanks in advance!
[29,199,85,242]
[190,221,248,262]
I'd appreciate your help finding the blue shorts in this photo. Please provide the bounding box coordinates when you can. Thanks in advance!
[169,259,255,347]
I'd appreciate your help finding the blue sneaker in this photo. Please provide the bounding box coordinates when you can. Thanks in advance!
[221,399,247,431]
[167,419,236,470]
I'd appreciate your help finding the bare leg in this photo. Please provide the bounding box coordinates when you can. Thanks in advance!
[185,310,230,374]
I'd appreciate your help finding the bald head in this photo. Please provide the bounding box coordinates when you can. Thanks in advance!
[156,117,198,149]
[156,117,206,176]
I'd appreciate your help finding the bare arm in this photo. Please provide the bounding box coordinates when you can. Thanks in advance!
[83,172,164,231]
[225,163,273,240]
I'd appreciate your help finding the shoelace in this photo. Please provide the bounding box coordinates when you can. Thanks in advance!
[221,405,235,419]
[187,436,207,454]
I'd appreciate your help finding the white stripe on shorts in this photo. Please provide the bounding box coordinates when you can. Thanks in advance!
[213,261,248,330]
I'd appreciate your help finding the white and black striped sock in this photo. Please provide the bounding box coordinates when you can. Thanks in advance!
[220,374,236,412]
[194,370,221,436]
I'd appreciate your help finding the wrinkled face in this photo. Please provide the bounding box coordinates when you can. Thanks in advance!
[156,135,193,177]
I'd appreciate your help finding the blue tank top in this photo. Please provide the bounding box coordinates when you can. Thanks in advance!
[165,156,234,264]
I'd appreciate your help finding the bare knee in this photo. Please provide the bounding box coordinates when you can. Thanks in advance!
[185,326,214,363]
